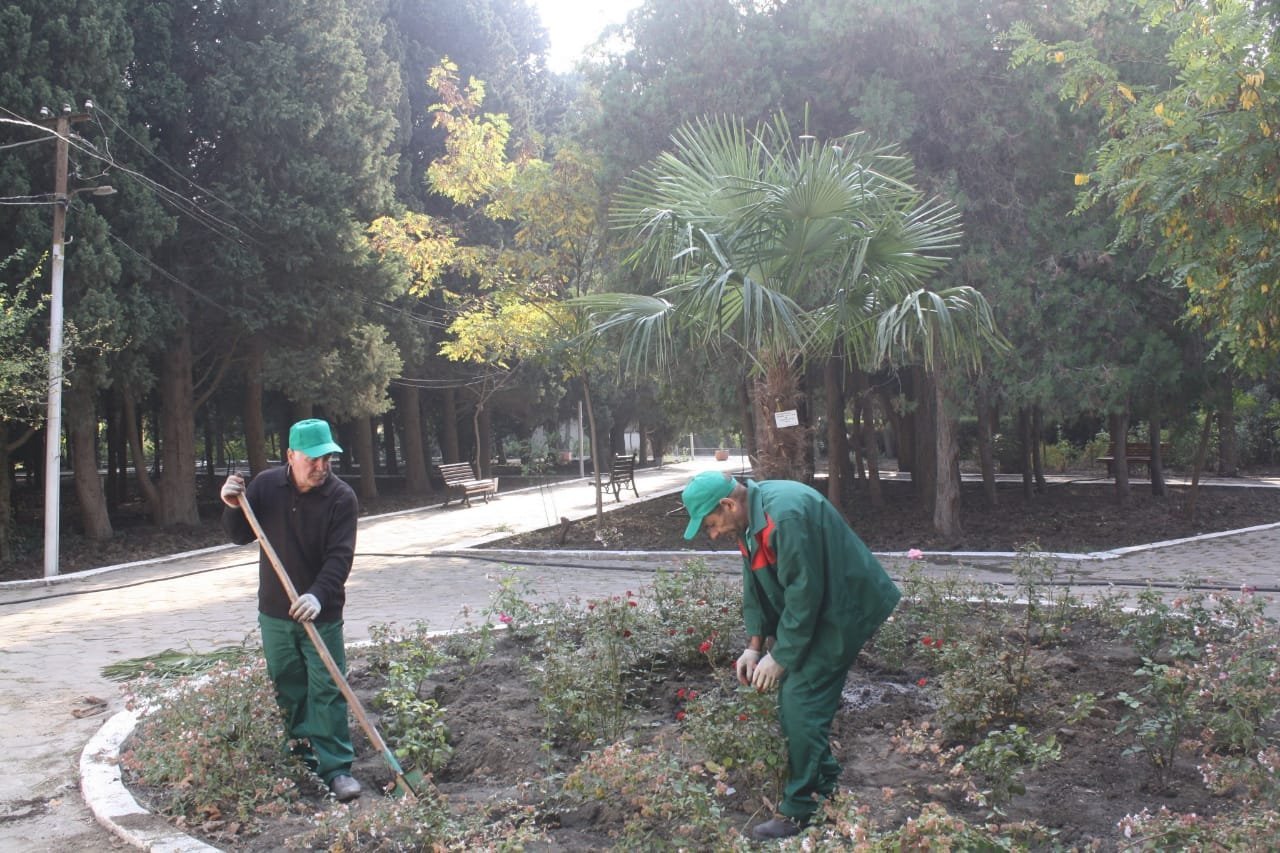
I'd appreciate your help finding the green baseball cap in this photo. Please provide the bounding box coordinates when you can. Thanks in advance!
[288,419,343,458]
[681,471,736,539]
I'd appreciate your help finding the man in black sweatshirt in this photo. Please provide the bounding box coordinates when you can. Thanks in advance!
[221,419,361,802]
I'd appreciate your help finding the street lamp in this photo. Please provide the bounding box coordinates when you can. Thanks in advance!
[41,101,115,578]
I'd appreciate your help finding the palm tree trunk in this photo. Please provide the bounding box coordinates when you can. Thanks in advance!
[753,351,807,481]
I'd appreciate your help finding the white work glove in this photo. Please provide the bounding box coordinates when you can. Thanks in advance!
[751,653,785,692]
[735,648,761,685]
[290,593,321,622]
[220,473,245,507]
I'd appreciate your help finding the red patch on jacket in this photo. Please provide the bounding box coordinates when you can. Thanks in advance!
[739,514,776,570]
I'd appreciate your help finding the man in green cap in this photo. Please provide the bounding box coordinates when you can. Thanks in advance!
[220,418,362,802]
[681,470,900,840]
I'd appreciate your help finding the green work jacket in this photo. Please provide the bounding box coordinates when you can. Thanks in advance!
[737,479,900,674]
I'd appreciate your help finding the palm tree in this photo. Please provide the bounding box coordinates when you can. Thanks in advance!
[579,113,1003,534]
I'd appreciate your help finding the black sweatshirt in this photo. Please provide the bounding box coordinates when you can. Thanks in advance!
[222,465,358,622]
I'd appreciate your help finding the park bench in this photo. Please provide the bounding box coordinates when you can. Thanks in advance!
[434,462,498,508]
[602,453,639,502]
[1096,441,1171,477]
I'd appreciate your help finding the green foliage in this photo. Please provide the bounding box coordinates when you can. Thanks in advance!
[530,589,647,746]
[649,559,742,669]
[1009,0,1280,376]
[0,252,49,420]
[679,675,788,804]
[561,742,728,846]
[1116,806,1280,852]
[1116,658,1201,790]
[120,659,306,832]
[959,724,1061,814]
[102,643,257,682]
[298,785,545,851]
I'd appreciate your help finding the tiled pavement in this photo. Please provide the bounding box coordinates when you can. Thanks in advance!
[1,458,1276,850]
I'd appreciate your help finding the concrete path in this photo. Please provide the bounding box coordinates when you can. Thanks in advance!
[1,458,1276,850]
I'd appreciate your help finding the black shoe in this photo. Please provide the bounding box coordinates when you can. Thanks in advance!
[751,816,802,840]
[329,774,362,802]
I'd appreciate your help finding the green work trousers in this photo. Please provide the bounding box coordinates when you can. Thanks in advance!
[258,613,354,783]
[776,660,851,823]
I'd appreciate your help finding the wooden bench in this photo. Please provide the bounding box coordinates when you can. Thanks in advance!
[434,462,498,508]
[1096,442,1170,476]
[602,453,639,502]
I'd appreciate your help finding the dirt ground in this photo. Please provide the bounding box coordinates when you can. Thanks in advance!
[484,476,1280,555]
[5,471,1279,584]
[104,470,1280,850]
[152,605,1236,851]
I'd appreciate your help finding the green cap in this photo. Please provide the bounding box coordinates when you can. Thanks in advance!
[288,419,343,458]
[681,471,736,539]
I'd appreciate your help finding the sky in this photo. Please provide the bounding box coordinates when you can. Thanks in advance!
[531,0,641,72]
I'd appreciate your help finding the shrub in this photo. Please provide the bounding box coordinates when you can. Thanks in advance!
[121,659,308,834]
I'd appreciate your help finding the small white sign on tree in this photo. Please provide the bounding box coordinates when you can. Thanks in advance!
[773,409,799,428]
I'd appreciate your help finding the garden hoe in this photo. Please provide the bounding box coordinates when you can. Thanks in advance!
[238,497,426,800]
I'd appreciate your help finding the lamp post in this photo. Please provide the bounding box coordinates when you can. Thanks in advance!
[41,104,114,578]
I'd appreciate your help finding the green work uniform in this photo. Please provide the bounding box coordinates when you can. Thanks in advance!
[737,478,901,823]
[223,465,358,783]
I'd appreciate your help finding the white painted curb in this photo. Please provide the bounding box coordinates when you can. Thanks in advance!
[81,707,220,852]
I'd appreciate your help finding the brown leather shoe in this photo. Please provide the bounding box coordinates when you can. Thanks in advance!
[329,774,362,802]
[751,816,801,839]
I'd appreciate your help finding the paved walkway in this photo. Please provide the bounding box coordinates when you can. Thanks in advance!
[1,458,1277,850]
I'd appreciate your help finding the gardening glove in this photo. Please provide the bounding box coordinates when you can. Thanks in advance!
[220,473,245,507]
[735,648,761,685]
[290,593,321,622]
[751,653,785,692]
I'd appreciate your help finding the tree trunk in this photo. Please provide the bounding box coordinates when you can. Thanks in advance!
[824,354,847,507]
[1149,412,1166,497]
[737,377,758,474]
[932,370,962,539]
[583,374,606,531]
[397,384,430,494]
[121,384,161,519]
[441,387,460,464]
[1032,405,1047,493]
[976,385,997,507]
[244,336,269,475]
[853,369,883,508]
[354,416,378,500]
[156,326,201,527]
[105,387,125,510]
[477,405,493,480]
[0,428,18,560]
[378,410,394,474]
[1217,377,1238,476]
[64,377,113,539]
[752,352,808,481]
[1108,409,1131,506]
[912,368,937,512]
[1187,409,1214,521]
[1019,407,1033,499]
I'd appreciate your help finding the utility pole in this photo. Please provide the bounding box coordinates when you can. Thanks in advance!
[39,105,91,578]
